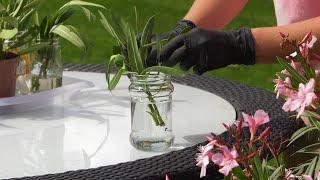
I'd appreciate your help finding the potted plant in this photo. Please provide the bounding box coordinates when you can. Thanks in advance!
[30,0,105,93]
[0,0,46,98]
[100,10,185,151]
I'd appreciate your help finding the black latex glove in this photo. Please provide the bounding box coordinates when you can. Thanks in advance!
[152,27,256,75]
[146,20,196,66]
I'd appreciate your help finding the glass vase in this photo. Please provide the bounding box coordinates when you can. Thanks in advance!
[30,38,62,93]
[129,73,174,152]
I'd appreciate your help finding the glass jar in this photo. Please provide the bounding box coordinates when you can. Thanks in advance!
[129,73,174,152]
[30,38,62,93]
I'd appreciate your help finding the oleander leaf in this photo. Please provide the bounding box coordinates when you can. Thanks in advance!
[108,68,125,91]
[106,54,126,85]
[58,0,105,14]
[140,15,155,66]
[99,11,125,46]
[126,26,144,73]
[288,126,317,146]
[0,28,18,39]
[50,24,85,48]
[295,143,320,155]
[277,56,308,84]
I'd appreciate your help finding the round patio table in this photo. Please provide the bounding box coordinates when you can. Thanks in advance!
[2,64,302,180]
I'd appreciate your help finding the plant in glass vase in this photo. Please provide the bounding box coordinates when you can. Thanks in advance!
[30,0,105,93]
[0,0,47,98]
[100,10,185,151]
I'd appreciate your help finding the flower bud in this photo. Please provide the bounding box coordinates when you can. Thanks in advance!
[258,127,271,140]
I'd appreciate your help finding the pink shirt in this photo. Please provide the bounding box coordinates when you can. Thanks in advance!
[273,0,320,25]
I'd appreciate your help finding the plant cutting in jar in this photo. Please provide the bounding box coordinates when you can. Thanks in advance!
[30,0,105,92]
[0,0,47,98]
[100,9,186,127]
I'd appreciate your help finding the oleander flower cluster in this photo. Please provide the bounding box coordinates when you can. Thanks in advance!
[275,32,320,120]
[196,110,272,178]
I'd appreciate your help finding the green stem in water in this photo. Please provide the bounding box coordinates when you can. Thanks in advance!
[145,90,165,127]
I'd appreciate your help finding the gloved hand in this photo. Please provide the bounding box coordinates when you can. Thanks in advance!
[146,20,196,66]
[149,27,256,75]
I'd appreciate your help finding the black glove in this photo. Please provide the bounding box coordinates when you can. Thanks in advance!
[153,27,256,75]
[146,20,196,66]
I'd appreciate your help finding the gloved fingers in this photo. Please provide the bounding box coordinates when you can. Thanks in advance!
[163,45,187,67]
[180,54,196,71]
[146,47,158,67]
[159,35,185,63]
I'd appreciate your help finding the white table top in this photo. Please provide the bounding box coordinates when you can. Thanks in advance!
[0,71,236,179]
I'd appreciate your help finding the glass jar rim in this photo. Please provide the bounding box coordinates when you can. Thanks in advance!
[130,72,171,83]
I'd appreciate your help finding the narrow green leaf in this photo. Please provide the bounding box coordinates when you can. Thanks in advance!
[296,143,320,155]
[108,68,125,91]
[305,157,317,176]
[50,24,85,48]
[18,42,50,55]
[289,126,317,146]
[106,54,126,85]
[126,27,144,73]
[58,0,105,12]
[140,15,155,66]
[99,11,125,46]
[0,28,18,39]
[269,166,283,180]
[277,56,308,84]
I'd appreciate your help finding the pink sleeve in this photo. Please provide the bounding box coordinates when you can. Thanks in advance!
[274,0,320,25]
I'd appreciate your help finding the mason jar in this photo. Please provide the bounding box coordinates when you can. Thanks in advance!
[129,73,174,151]
[30,38,62,93]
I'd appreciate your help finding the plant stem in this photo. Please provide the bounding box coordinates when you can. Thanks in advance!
[145,90,165,127]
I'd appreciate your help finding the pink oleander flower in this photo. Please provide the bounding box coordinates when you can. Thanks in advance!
[274,77,292,98]
[285,169,296,180]
[196,144,214,178]
[282,79,317,118]
[299,35,317,58]
[303,172,320,180]
[242,110,270,141]
[165,174,170,180]
[212,146,239,176]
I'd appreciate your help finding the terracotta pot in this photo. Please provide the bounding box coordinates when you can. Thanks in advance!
[0,54,19,98]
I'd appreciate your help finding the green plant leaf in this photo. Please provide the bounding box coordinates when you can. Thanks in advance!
[99,11,125,47]
[126,26,144,73]
[289,126,317,146]
[140,15,155,66]
[50,24,85,48]
[269,165,283,180]
[277,56,308,84]
[108,68,125,91]
[106,54,126,86]
[0,28,18,39]
[295,143,320,155]
[58,0,105,14]
[305,156,318,176]
[141,66,185,77]
[231,167,247,180]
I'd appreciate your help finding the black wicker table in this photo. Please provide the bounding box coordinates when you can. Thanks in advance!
[7,64,302,180]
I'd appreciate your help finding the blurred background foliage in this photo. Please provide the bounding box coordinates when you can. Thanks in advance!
[40,0,280,90]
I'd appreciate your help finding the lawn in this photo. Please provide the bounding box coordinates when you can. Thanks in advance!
[40,0,280,91]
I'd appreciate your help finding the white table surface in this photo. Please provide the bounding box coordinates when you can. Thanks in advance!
[0,71,236,179]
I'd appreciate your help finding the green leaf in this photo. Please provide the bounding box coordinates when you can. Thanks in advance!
[141,66,185,77]
[0,28,18,39]
[277,56,308,84]
[269,166,283,180]
[108,68,125,91]
[126,26,144,73]
[99,11,125,47]
[140,15,155,66]
[305,156,318,176]
[106,54,126,86]
[58,0,105,13]
[231,167,247,180]
[289,126,317,146]
[295,143,320,155]
[50,24,85,48]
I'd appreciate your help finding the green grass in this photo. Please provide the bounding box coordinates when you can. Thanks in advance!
[40,0,280,91]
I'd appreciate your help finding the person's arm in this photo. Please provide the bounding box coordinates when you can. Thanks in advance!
[253,16,320,63]
[184,0,248,30]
